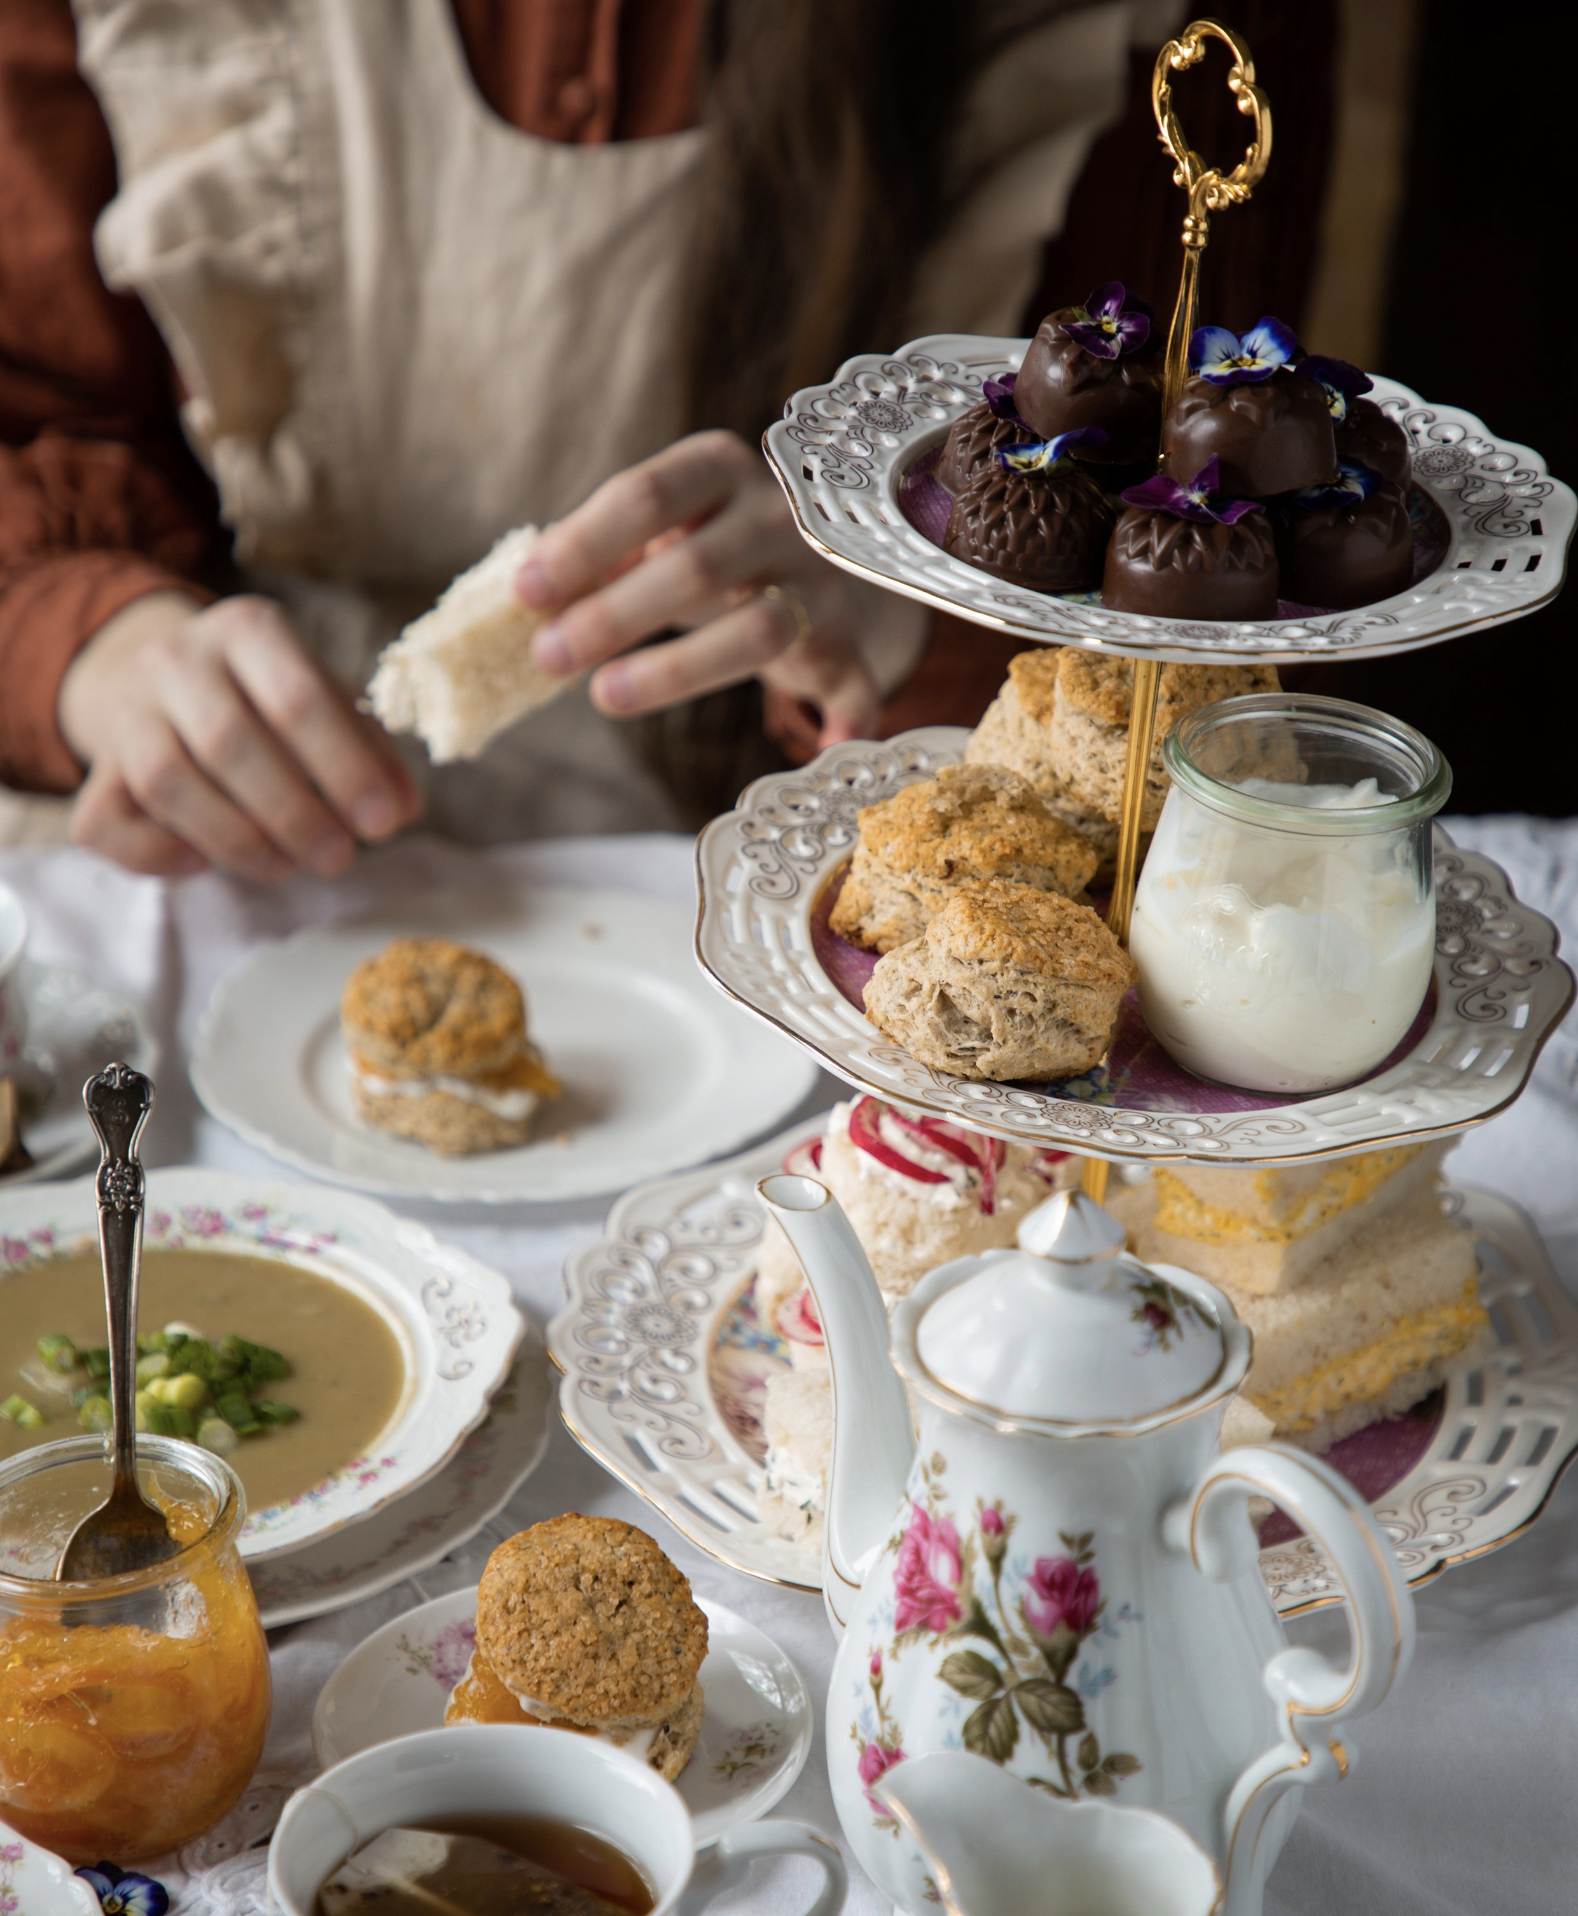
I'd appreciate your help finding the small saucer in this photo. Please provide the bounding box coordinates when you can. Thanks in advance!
[311,1588,813,1846]
[0,1825,99,1916]
[1,961,158,1188]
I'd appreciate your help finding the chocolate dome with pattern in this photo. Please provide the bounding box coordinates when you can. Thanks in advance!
[1103,506,1279,621]
[935,400,1031,493]
[1335,398,1412,490]
[1278,476,1414,609]
[1015,308,1164,466]
[1162,370,1336,499]
[944,458,1116,593]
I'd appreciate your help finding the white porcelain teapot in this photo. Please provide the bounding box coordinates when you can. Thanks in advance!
[758,1176,1415,1916]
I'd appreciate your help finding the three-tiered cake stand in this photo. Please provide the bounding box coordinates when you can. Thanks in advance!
[667,20,1578,1608]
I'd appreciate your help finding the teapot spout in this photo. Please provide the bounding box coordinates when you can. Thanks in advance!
[758,1174,914,1632]
[875,1754,1223,1916]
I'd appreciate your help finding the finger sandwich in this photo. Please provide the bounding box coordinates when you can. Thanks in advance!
[342,937,559,1154]
[447,1515,707,1780]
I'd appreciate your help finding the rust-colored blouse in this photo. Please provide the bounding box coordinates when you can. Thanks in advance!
[0,0,1331,795]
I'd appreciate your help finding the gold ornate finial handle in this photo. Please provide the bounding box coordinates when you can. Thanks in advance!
[1152,20,1272,416]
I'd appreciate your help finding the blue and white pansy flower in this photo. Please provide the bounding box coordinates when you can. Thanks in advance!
[1120,457,1263,526]
[1189,316,1298,385]
[997,427,1108,475]
[1298,354,1373,422]
[1291,461,1382,510]
[75,1864,170,1916]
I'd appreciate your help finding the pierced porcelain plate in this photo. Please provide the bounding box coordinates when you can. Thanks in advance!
[764,336,1574,663]
[0,1168,523,1561]
[550,1122,1578,1613]
[694,728,1574,1164]
[311,1589,814,1847]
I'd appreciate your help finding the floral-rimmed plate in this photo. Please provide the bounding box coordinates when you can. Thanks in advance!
[764,336,1574,664]
[0,1168,523,1562]
[249,1344,552,1629]
[694,727,1574,1164]
[0,1827,99,1916]
[551,1121,1578,1614]
[310,1589,814,1847]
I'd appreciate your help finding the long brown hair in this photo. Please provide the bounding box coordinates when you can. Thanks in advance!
[640,1,1065,821]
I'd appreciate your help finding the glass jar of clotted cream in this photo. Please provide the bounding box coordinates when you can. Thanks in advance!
[0,1435,270,1860]
[1130,693,1450,1093]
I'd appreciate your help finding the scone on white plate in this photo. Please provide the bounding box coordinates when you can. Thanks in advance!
[341,937,560,1154]
[367,524,574,762]
[863,879,1137,1081]
[829,762,1098,954]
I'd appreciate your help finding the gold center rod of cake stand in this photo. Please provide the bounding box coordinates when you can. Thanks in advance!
[1082,24,1270,1212]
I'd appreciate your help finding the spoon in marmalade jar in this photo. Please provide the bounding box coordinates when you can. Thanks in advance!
[55,1063,179,1580]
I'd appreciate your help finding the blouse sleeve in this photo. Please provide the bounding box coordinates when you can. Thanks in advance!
[0,0,222,794]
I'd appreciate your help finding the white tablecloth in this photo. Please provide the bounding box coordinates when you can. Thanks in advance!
[3,821,1576,1916]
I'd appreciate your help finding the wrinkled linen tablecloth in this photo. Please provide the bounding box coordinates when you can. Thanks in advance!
[2,822,1576,1916]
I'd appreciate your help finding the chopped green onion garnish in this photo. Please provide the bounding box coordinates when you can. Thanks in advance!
[78,1395,112,1433]
[215,1390,260,1436]
[1,1393,44,1429]
[36,1334,77,1373]
[82,1347,111,1380]
[151,1372,209,1410]
[198,1416,239,1455]
[252,1400,300,1426]
[135,1351,171,1385]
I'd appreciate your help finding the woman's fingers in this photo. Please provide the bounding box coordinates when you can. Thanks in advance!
[519,431,759,622]
[115,711,296,883]
[589,592,801,714]
[537,484,800,675]
[215,600,420,843]
[69,762,209,879]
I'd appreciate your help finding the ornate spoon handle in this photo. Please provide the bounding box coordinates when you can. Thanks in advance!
[83,1064,154,1499]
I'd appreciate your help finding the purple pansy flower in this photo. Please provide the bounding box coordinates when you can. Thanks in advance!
[1298,352,1373,421]
[1189,316,1298,385]
[982,373,1020,421]
[1121,458,1263,526]
[1063,281,1152,360]
[1290,461,1382,509]
[998,426,1108,475]
[75,1866,169,1916]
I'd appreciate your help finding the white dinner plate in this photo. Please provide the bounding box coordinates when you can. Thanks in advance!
[191,886,817,1203]
[311,1589,814,1847]
[1,961,158,1188]
[0,1168,522,1562]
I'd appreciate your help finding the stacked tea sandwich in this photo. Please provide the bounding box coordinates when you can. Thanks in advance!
[1112,1142,1491,1449]
[756,1097,1077,1542]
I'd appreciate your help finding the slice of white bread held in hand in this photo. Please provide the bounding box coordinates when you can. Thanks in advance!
[366,525,573,762]
[863,877,1137,1081]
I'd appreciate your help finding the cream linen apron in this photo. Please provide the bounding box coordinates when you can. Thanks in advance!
[50,0,1164,845]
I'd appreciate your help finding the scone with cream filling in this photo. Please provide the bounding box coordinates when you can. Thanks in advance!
[448,1515,707,1780]
[342,937,559,1154]
[863,880,1137,1081]
[830,763,1099,954]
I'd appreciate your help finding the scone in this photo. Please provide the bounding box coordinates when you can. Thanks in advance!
[963,649,1134,875]
[863,879,1138,1081]
[342,938,560,1154]
[449,1515,707,1780]
[1048,650,1283,829]
[830,763,1099,954]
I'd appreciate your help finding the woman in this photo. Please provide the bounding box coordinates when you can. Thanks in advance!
[0,0,1332,880]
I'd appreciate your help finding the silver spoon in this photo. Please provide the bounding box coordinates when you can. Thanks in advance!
[56,1063,180,1581]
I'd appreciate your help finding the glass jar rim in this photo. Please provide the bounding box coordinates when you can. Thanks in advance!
[1163,692,1452,835]
[0,1433,245,1603]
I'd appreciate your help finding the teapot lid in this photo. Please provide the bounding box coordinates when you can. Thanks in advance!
[913,1190,1226,1423]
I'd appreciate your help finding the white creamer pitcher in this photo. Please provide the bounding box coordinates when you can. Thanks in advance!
[759,1178,1415,1916]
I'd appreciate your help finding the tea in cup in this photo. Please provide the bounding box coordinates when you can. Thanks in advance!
[269,1724,846,1916]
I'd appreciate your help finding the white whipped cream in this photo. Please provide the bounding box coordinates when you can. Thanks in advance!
[483,1661,659,1760]
[831,1100,979,1212]
[1131,780,1433,1093]
[349,1058,541,1121]
[764,1443,826,1514]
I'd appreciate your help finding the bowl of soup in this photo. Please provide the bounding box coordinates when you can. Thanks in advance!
[0,1169,523,1559]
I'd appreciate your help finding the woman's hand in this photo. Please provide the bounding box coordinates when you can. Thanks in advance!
[59,592,421,881]
[519,431,928,746]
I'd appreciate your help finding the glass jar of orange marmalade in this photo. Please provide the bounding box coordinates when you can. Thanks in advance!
[0,1435,270,1860]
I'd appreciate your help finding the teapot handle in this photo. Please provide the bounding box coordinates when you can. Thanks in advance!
[1169,1442,1415,1916]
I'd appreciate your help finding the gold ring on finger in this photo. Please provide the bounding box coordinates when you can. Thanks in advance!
[760,583,813,648]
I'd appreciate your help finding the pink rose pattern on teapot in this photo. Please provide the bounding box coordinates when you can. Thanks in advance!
[852,1454,1143,1826]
